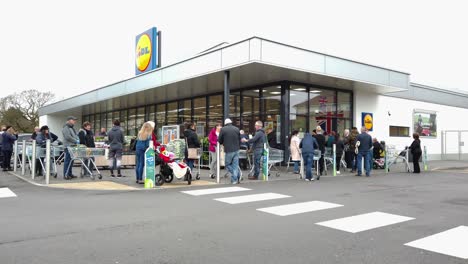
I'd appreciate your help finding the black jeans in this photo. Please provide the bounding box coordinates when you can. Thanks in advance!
[413,152,421,173]
[2,150,12,169]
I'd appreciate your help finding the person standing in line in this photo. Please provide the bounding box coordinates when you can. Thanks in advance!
[1,126,17,171]
[108,119,124,177]
[145,121,161,148]
[299,132,319,181]
[334,133,345,174]
[239,129,250,170]
[409,133,422,173]
[349,127,360,173]
[99,128,107,137]
[35,125,58,176]
[78,121,96,176]
[326,131,336,148]
[290,130,301,174]
[62,116,79,179]
[31,126,40,140]
[313,126,326,177]
[355,126,373,177]
[183,122,200,172]
[218,118,241,184]
[242,121,266,180]
[135,123,153,184]
[208,121,222,179]
[343,129,353,170]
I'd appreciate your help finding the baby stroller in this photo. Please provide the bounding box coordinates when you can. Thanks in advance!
[155,146,192,186]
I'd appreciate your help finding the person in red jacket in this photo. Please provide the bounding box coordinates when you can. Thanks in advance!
[208,121,222,179]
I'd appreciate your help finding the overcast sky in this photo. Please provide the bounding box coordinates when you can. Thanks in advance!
[1,0,467,101]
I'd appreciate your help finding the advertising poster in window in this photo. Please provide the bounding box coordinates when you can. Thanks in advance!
[413,110,437,137]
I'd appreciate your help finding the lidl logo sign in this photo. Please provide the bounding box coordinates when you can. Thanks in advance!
[362,112,373,131]
[136,34,152,72]
[135,27,159,75]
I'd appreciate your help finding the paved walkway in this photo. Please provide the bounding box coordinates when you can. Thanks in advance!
[9,159,468,190]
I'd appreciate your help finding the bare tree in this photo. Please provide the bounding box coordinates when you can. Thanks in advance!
[0,89,55,132]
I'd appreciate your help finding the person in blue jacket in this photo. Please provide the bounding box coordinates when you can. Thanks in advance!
[299,132,319,181]
[2,126,18,171]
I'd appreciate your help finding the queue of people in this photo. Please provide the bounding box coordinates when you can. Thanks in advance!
[2,114,424,185]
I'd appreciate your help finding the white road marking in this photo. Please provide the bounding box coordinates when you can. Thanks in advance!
[0,187,17,198]
[257,201,343,216]
[316,211,414,233]
[405,226,468,259]
[214,193,290,204]
[181,187,251,196]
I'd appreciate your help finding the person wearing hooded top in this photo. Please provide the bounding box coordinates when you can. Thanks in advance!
[242,121,266,180]
[107,119,125,177]
[62,116,79,179]
[183,122,200,172]
[35,125,58,176]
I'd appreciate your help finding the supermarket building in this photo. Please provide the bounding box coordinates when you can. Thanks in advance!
[39,37,468,161]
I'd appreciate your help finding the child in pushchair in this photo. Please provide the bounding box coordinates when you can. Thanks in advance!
[155,146,192,186]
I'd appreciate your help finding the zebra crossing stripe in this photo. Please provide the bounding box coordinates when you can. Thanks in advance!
[405,226,468,259]
[316,211,414,233]
[257,201,343,216]
[214,193,290,204]
[181,187,251,196]
[0,188,17,198]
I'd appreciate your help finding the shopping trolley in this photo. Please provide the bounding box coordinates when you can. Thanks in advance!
[66,146,106,180]
[267,148,284,177]
[386,145,412,172]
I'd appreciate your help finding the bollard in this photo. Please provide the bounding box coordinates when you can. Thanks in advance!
[21,140,26,176]
[13,141,18,172]
[216,142,220,184]
[31,140,36,179]
[423,145,428,171]
[384,144,388,173]
[45,140,51,185]
[333,144,337,176]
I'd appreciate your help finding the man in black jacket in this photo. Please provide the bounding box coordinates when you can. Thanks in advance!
[313,126,326,176]
[242,121,266,180]
[218,118,241,184]
[78,122,96,176]
[107,120,124,177]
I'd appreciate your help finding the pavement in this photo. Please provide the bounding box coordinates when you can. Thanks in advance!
[8,159,468,191]
[1,162,468,264]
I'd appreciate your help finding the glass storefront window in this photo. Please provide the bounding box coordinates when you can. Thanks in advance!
[136,107,145,134]
[229,93,241,127]
[156,104,166,142]
[147,105,155,123]
[107,112,113,132]
[241,90,260,135]
[167,102,178,125]
[193,97,206,136]
[337,91,352,135]
[120,110,128,134]
[208,95,223,130]
[94,114,101,135]
[262,86,282,149]
[179,100,192,124]
[309,88,336,134]
[128,109,136,136]
[290,85,309,137]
